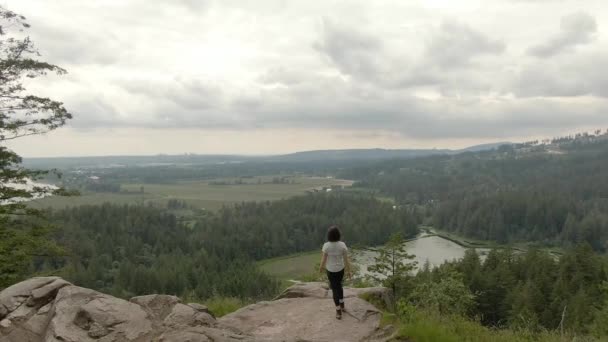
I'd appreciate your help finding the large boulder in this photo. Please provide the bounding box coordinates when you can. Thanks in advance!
[0,277,253,342]
[129,294,181,322]
[0,277,66,313]
[44,285,154,341]
[163,303,215,328]
[187,303,214,318]
[275,282,329,299]
[0,277,71,342]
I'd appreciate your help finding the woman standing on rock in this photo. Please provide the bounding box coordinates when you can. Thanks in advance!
[319,225,352,320]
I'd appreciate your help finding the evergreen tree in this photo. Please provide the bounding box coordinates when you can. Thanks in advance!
[408,270,475,317]
[0,6,73,289]
[368,233,416,301]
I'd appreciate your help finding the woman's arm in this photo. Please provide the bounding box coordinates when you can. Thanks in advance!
[319,252,328,274]
[343,251,352,279]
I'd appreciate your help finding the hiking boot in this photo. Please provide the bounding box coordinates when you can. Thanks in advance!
[336,308,342,320]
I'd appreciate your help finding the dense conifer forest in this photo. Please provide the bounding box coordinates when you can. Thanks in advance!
[39,193,418,300]
[344,132,608,250]
[404,246,608,335]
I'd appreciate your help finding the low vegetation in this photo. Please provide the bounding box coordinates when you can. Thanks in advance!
[367,239,608,340]
[258,251,320,280]
[203,297,246,317]
[390,310,570,342]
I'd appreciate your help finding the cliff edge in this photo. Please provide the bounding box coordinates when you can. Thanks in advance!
[0,277,392,342]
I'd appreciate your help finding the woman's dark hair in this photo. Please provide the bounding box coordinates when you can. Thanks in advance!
[327,225,341,242]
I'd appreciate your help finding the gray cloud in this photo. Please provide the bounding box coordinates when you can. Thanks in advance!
[513,51,608,97]
[313,19,505,93]
[314,19,384,80]
[257,67,316,86]
[425,20,505,68]
[29,22,123,66]
[8,0,608,152]
[527,12,597,57]
[122,78,224,110]
[68,96,120,129]
[58,66,608,140]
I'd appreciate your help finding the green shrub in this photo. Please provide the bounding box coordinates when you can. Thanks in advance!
[351,276,376,288]
[392,308,590,342]
[406,272,474,317]
[204,297,246,317]
[359,292,391,312]
[398,318,459,342]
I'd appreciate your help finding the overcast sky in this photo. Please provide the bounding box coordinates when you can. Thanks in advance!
[6,0,608,157]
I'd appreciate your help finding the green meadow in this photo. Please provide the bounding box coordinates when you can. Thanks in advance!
[258,250,320,280]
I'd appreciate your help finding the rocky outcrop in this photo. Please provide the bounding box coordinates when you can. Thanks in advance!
[276,282,393,309]
[0,277,71,342]
[0,277,252,342]
[0,278,391,342]
[221,282,391,342]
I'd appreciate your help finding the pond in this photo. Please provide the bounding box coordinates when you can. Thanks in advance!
[353,235,489,277]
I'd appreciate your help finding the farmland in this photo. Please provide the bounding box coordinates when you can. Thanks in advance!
[29,176,353,211]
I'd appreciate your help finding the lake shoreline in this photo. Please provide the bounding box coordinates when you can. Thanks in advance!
[259,226,564,281]
[420,226,564,256]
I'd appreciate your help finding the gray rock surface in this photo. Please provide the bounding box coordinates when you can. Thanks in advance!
[275,282,330,299]
[0,277,253,342]
[1,278,389,342]
[0,304,7,320]
[163,303,215,328]
[45,285,154,341]
[223,282,389,342]
[130,294,181,321]
[276,281,392,309]
[27,279,71,307]
[187,303,214,317]
[0,277,61,313]
[0,277,66,342]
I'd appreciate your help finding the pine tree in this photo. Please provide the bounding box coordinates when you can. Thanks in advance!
[368,233,416,301]
[0,6,73,288]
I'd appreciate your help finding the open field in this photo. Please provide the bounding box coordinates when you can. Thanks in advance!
[28,176,353,211]
[28,192,146,210]
[258,250,320,280]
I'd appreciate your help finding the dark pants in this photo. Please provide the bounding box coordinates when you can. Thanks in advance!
[327,269,344,307]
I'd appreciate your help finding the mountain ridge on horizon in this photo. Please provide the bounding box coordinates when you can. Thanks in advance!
[23,141,511,165]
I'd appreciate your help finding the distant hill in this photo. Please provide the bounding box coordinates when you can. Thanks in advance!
[457,141,511,152]
[22,154,254,169]
[22,142,510,169]
[260,142,512,162]
[267,148,451,162]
